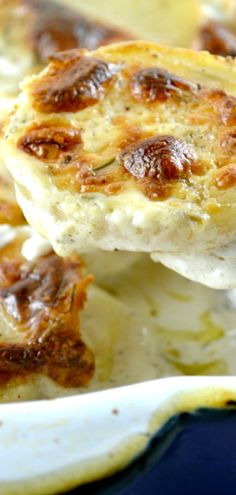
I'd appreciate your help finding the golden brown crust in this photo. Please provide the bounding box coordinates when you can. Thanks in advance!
[20,55,236,200]
[130,67,199,103]
[215,164,236,189]
[119,135,196,180]
[196,21,236,57]
[119,135,197,199]
[18,120,82,160]
[29,54,118,113]
[0,246,94,388]
[0,328,93,388]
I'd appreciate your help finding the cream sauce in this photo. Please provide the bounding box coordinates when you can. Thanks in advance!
[152,244,236,289]
[85,254,234,389]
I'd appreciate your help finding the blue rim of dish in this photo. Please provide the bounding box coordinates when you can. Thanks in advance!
[66,403,236,495]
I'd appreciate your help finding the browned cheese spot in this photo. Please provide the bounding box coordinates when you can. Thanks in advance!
[30,54,117,113]
[203,89,236,126]
[119,135,196,181]
[0,252,94,387]
[197,22,236,57]
[18,121,81,160]
[130,67,198,103]
[221,131,236,152]
[119,135,198,200]
[25,0,131,61]
[216,164,236,189]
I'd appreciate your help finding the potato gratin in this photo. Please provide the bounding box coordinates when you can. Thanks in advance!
[3,41,236,287]
[1,1,236,403]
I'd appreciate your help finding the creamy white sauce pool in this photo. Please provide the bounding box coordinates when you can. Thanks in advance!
[83,255,236,390]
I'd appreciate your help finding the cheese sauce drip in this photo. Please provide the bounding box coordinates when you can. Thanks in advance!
[21,230,52,260]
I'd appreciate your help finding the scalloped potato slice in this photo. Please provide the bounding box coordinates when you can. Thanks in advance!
[66,0,200,48]
[0,0,130,99]
[0,225,95,393]
[4,41,236,288]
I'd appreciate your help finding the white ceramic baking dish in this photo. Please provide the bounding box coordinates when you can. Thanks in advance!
[1,375,236,494]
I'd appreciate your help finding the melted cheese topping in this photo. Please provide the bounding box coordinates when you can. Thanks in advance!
[4,41,236,288]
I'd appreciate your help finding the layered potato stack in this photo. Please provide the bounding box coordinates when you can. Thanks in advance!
[0,0,236,401]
